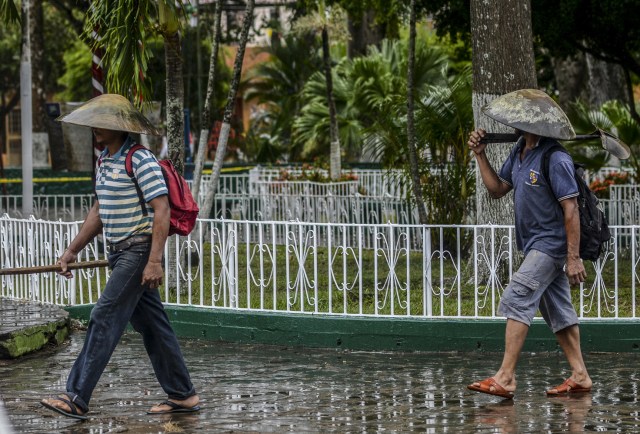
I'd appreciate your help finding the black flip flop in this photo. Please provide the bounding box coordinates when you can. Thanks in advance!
[41,396,88,420]
[147,400,201,415]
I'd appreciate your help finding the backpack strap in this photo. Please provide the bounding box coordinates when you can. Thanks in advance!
[124,143,149,217]
[541,142,568,185]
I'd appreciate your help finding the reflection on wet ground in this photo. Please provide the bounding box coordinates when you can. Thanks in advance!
[0,331,639,433]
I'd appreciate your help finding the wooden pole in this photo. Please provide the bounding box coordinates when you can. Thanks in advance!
[0,260,109,276]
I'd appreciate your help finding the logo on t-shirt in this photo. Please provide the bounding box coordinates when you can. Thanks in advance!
[529,169,539,185]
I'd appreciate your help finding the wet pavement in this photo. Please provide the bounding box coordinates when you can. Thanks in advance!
[1,329,639,433]
[0,299,68,335]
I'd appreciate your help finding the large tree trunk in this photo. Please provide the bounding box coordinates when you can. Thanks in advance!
[322,26,341,180]
[347,9,383,58]
[585,54,629,108]
[470,0,537,226]
[192,0,222,204]
[160,6,186,290]
[201,0,254,219]
[551,53,589,110]
[406,0,428,225]
[164,31,185,174]
[553,52,629,110]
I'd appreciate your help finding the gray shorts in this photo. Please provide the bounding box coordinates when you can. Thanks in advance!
[498,249,579,333]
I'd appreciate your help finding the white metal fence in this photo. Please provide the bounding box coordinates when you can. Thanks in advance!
[2,215,638,320]
[0,194,94,221]
[3,167,638,226]
[1,170,417,224]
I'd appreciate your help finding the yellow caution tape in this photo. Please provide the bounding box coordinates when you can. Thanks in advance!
[0,177,92,184]
[0,166,253,183]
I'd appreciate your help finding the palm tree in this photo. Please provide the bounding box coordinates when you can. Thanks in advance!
[292,37,451,168]
[350,39,449,164]
[85,0,187,172]
[414,69,475,225]
[292,60,363,162]
[242,32,322,162]
[293,1,350,179]
[200,0,255,219]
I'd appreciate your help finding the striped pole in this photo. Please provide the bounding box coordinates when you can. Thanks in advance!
[91,28,104,99]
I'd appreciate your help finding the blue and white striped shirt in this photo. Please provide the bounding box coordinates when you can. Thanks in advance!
[95,137,168,243]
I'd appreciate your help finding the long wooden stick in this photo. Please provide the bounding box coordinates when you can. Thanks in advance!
[0,260,110,276]
[480,132,601,143]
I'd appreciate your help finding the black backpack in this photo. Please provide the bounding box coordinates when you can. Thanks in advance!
[542,144,611,261]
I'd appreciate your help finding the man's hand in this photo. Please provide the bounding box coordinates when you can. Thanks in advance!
[142,260,164,289]
[565,256,587,286]
[468,129,488,155]
[57,249,78,279]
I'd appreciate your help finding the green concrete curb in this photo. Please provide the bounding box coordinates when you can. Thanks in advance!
[65,305,640,353]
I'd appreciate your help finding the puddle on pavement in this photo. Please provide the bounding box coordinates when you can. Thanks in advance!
[1,331,639,433]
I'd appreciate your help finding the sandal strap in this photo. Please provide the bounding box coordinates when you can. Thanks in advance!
[56,396,80,415]
[161,400,182,410]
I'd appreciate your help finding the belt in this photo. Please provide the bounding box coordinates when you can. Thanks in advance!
[107,235,152,254]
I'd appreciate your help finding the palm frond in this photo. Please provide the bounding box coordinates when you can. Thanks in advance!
[84,0,182,108]
[0,0,20,25]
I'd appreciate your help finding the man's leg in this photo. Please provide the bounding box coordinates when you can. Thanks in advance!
[550,325,592,390]
[491,319,529,392]
[42,246,149,415]
[129,286,199,412]
[539,274,592,392]
[468,250,562,396]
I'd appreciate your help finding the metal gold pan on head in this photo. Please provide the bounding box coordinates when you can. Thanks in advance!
[56,94,161,136]
[482,89,576,140]
[595,129,631,160]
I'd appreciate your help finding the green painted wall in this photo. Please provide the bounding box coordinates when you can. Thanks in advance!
[65,305,640,353]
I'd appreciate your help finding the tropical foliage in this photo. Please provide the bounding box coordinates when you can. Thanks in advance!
[570,100,640,180]
[293,0,350,179]
[242,32,323,162]
[84,0,180,107]
[0,0,20,25]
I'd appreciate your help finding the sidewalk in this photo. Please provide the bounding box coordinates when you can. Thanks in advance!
[0,298,69,359]
[1,327,640,433]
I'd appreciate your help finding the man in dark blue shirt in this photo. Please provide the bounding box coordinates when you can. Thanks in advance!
[466,89,592,399]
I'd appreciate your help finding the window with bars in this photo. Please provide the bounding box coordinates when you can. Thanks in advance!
[8,109,21,135]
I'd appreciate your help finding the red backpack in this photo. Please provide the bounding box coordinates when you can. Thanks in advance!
[124,144,199,236]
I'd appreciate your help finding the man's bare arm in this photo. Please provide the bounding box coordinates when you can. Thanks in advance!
[468,129,512,199]
[141,195,170,289]
[58,201,103,278]
[560,197,586,285]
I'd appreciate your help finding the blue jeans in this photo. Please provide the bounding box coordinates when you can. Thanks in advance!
[64,243,196,413]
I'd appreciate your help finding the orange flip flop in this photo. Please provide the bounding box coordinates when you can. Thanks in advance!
[467,377,515,399]
[546,378,591,395]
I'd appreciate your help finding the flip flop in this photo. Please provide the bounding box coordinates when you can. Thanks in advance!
[41,396,88,420]
[146,400,201,415]
[546,378,592,395]
[467,377,515,399]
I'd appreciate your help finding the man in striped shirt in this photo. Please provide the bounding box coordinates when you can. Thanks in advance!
[41,95,199,420]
